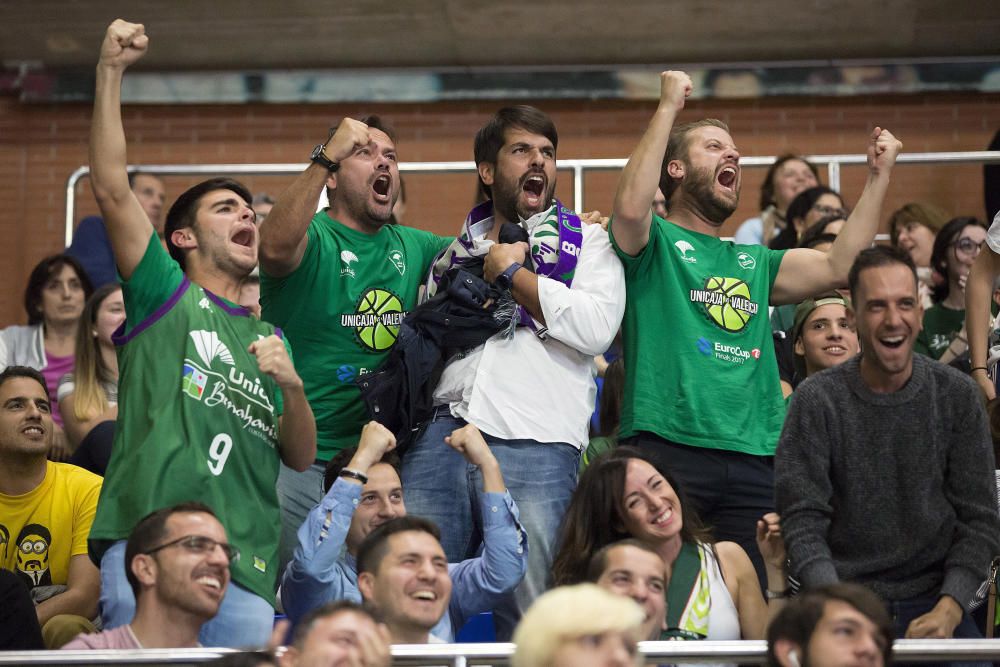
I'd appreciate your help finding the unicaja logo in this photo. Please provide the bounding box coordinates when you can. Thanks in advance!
[340,250,359,278]
[674,240,697,263]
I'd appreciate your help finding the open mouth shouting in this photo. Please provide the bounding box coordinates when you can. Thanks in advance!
[716,164,739,194]
[372,173,392,204]
[230,224,256,250]
[520,172,548,212]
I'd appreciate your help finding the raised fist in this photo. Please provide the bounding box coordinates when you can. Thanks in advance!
[99,20,149,70]
[659,71,693,112]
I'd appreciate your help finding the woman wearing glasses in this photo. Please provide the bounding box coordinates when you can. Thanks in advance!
[915,216,987,363]
[768,186,847,251]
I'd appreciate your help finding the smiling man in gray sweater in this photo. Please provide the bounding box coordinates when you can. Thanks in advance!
[776,245,1000,642]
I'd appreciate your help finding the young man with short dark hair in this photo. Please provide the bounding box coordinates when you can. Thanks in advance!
[777,246,1000,641]
[0,366,102,648]
[279,601,390,667]
[64,503,233,649]
[280,420,526,641]
[86,20,316,647]
[587,539,668,641]
[767,583,893,667]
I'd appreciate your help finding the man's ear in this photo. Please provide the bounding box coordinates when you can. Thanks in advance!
[774,639,803,667]
[131,553,157,589]
[478,161,496,188]
[666,159,686,181]
[171,227,197,252]
[326,172,338,191]
[357,571,375,602]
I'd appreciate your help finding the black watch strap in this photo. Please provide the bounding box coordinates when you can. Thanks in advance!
[310,143,340,172]
[496,262,523,290]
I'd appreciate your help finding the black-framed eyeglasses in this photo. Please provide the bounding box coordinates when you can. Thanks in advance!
[144,535,240,563]
[951,238,985,256]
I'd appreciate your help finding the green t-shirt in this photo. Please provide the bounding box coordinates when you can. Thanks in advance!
[89,236,288,603]
[260,212,451,460]
[610,216,787,456]
[915,303,965,359]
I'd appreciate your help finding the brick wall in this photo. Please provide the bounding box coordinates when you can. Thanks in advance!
[1,92,998,326]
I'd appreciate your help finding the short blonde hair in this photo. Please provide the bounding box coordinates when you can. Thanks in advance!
[512,584,645,667]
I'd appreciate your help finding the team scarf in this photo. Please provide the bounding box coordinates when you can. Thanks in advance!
[661,542,712,640]
[423,199,583,336]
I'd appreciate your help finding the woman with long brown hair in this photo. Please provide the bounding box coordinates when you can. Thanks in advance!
[552,447,787,641]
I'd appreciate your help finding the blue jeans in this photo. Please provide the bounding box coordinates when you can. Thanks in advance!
[276,461,326,580]
[401,410,580,640]
[100,540,274,648]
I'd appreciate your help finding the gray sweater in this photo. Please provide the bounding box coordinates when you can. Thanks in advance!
[775,354,1000,609]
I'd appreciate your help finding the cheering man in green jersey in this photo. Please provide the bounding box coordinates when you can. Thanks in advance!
[610,70,901,586]
[86,20,317,647]
[258,114,450,567]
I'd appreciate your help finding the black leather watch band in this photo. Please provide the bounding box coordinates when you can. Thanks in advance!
[310,143,340,172]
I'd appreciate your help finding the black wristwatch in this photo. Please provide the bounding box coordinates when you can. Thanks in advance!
[310,142,340,172]
[495,262,523,290]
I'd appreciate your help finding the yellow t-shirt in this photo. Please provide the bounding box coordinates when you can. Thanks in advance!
[0,462,102,591]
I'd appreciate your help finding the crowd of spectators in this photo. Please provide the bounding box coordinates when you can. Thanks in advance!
[2,17,1000,667]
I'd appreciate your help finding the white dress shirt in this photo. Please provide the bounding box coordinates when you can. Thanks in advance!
[433,220,625,448]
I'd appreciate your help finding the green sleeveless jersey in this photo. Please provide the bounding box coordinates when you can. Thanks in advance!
[89,238,287,602]
[260,211,450,460]
[610,215,787,456]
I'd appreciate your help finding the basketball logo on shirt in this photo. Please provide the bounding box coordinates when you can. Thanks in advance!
[341,288,405,352]
[689,277,759,333]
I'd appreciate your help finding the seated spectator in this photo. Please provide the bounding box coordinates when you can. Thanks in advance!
[766,583,893,667]
[355,516,455,644]
[915,216,986,362]
[0,254,93,460]
[799,213,847,249]
[888,201,950,308]
[770,228,842,334]
[779,294,859,393]
[582,357,624,470]
[770,186,847,251]
[588,539,668,640]
[733,155,820,246]
[512,583,644,667]
[63,502,233,649]
[0,366,102,648]
[278,601,390,667]
[67,171,166,288]
[552,447,787,640]
[0,569,45,649]
[776,246,1000,644]
[57,284,125,475]
[281,421,526,641]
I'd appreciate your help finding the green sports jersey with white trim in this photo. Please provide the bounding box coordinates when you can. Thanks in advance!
[610,215,787,456]
[260,211,451,460]
[89,237,287,603]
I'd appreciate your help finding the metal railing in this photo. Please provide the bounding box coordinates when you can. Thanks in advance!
[8,639,1000,666]
[64,150,1000,247]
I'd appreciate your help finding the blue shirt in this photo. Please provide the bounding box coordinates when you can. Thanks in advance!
[66,216,119,288]
[280,478,528,641]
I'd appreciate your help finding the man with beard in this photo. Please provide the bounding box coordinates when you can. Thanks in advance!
[259,117,451,568]
[64,503,233,649]
[776,247,1000,643]
[86,20,316,647]
[610,71,901,585]
[400,105,625,637]
[0,366,101,648]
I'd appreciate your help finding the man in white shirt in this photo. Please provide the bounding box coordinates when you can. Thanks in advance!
[400,105,625,639]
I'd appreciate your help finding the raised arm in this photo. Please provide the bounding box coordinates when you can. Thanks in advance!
[258,119,374,277]
[611,71,692,256]
[966,245,1000,398]
[89,20,155,280]
[771,128,902,305]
